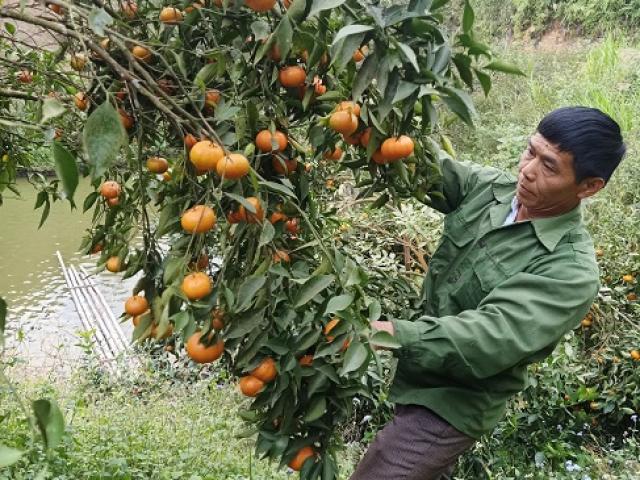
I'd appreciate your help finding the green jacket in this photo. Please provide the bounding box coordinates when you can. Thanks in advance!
[389,157,600,439]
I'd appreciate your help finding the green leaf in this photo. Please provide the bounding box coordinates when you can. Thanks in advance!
[259,221,275,247]
[0,444,23,468]
[439,86,476,126]
[170,311,191,333]
[392,81,420,104]
[368,299,381,321]
[194,64,218,87]
[0,297,6,348]
[473,68,492,96]
[258,180,296,198]
[235,276,266,312]
[396,42,419,72]
[294,275,335,308]
[303,396,326,422]
[88,7,113,36]
[226,308,265,339]
[462,0,474,34]
[331,32,366,72]
[4,22,16,35]
[224,192,257,213]
[331,24,374,46]
[323,294,354,315]
[274,16,294,61]
[352,52,379,101]
[32,399,65,450]
[250,20,270,42]
[52,142,78,206]
[370,330,401,349]
[339,342,368,375]
[308,0,346,17]
[484,60,526,76]
[83,101,126,179]
[38,198,50,229]
[40,97,65,124]
[82,191,98,213]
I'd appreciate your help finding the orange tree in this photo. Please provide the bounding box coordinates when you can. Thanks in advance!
[0,0,522,477]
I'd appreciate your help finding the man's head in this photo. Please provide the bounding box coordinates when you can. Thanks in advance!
[516,106,626,217]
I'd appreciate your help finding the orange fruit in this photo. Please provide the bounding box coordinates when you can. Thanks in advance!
[595,248,604,257]
[372,149,387,165]
[622,274,635,283]
[245,0,275,12]
[288,446,315,471]
[146,156,169,174]
[159,6,183,23]
[106,256,122,273]
[99,181,121,199]
[205,89,221,108]
[352,47,366,62]
[342,131,362,146]
[90,243,103,254]
[226,210,243,224]
[324,318,340,342]
[255,130,288,152]
[381,135,415,161]
[630,350,640,361]
[189,140,224,172]
[268,43,282,62]
[131,45,152,63]
[217,153,250,180]
[70,53,87,71]
[279,66,306,88]
[186,331,224,363]
[284,218,299,234]
[298,354,313,367]
[125,295,148,316]
[239,375,264,396]
[269,211,287,224]
[581,317,592,327]
[211,309,225,330]
[162,171,172,182]
[323,147,343,161]
[628,292,638,301]
[360,127,372,147]
[250,357,277,383]
[337,101,361,117]
[272,250,290,263]
[181,205,217,233]
[74,92,89,111]
[47,3,62,14]
[329,111,358,136]
[184,133,198,150]
[181,272,212,300]
[271,157,297,175]
[107,197,120,207]
[238,197,265,223]
[17,70,33,84]
[118,108,134,129]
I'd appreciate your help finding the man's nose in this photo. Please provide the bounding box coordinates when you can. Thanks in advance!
[521,157,536,180]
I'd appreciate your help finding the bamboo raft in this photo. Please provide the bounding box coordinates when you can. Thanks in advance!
[56,251,137,372]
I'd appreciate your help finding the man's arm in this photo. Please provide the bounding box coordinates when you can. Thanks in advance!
[425,155,487,214]
[377,249,599,382]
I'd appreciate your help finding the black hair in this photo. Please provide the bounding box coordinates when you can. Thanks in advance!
[537,106,626,183]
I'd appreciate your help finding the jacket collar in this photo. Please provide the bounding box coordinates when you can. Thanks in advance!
[490,179,583,252]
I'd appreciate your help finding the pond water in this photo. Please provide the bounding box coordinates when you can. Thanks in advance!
[0,178,136,375]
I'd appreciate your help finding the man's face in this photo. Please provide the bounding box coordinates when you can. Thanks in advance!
[516,132,584,215]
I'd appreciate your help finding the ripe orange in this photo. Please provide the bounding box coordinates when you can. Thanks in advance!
[217,153,250,180]
[381,135,415,161]
[360,127,372,147]
[17,70,33,84]
[279,66,306,88]
[106,256,122,273]
[146,156,169,174]
[125,295,148,316]
[255,130,288,152]
[107,197,120,207]
[159,7,183,23]
[131,45,152,63]
[205,89,221,108]
[238,197,265,223]
[622,274,635,283]
[211,309,225,330]
[184,133,198,150]
[372,149,387,165]
[288,446,315,471]
[269,211,287,224]
[329,111,358,136]
[118,108,134,129]
[595,248,604,257]
[324,318,340,342]
[251,357,277,383]
[189,140,224,172]
[227,210,243,224]
[90,243,103,254]
[337,101,361,117]
[74,92,89,111]
[285,218,299,234]
[186,331,224,363]
[272,157,297,175]
[268,43,282,62]
[181,272,212,300]
[162,171,172,182]
[299,354,313,366]
[100,180,121,199]
[323,147,343,161]
[313,76,326,95]
[181,205,217,233]
[352,47,366,62]
[342,131,362,145]
[239,375,264,396]
[581,317,592,327]
[272,250,290,263]
[99,38,110,51]
[628,292,638,301]
[70,53,87,71]
[47,3,62,14]
[121,0,137,18]
[245,0,276,12]
[631,350,640,361]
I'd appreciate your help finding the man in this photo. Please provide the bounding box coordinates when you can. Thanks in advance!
[350,107,626,479]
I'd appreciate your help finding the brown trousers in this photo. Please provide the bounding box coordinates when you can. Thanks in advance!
[350,404,476,480]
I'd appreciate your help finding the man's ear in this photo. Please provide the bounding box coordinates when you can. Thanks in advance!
[577,177,606,199]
